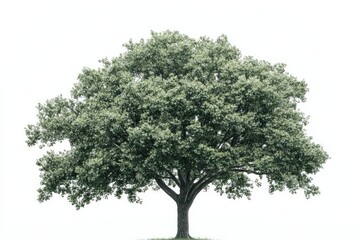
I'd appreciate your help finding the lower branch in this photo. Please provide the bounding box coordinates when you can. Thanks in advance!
[155,177,178,202]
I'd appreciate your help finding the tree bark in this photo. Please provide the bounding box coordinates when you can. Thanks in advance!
[175,200,192,239]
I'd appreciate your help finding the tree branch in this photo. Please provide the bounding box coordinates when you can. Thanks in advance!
[230,134,239,146]
[230,166,269,175]
[185,168,191,183]
[183,170,219,204]
[68,106,79,115]
[164,168,181,187]
[190,174,208,192]
[155,177,178,202]
[178,169,186,187]
[187,175,216,204]
[216,130,232,149]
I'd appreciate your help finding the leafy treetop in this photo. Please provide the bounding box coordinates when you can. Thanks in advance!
[26,31,328,210]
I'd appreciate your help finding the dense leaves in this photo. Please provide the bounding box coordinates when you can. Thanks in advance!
[26,31,328,210]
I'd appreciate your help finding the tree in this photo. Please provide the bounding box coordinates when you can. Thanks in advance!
[26,31,328,239]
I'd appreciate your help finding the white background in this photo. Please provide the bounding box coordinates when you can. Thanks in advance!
[1,1,359,240]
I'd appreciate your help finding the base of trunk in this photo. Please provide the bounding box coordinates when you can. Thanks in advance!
[175,233,192,239]
[176,201,192,239]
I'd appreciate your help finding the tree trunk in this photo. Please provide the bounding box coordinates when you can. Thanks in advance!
[175,201,192,239]
[155,174,208,238]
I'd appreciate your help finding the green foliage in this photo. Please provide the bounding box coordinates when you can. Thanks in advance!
[26,31,328,209]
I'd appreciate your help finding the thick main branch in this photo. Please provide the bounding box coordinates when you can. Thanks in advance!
[183,172,217,204]
[155,177,178,202]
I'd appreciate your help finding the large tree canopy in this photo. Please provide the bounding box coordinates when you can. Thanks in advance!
[26,31,328,239]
